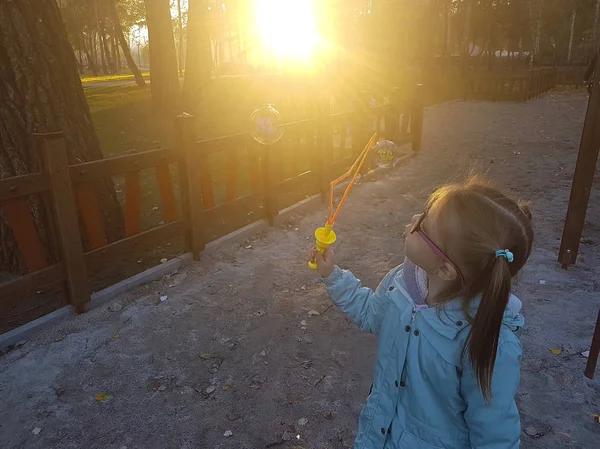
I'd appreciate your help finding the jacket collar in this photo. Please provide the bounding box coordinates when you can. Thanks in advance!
[420,295,525,340]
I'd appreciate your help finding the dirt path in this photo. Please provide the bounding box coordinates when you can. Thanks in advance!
[1,93,599,449]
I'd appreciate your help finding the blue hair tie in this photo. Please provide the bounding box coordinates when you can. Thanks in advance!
[496,249,514,263]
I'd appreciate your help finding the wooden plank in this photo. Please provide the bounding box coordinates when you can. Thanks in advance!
[411,84,424,153]
[247,139,262,192]
[584,308,600,379]
[2,197,48,271]
[558,51,600,267]
[70,148,182,184]
[125,172,141,237]
[225,144,238,203]
[175,114,205,260]
[261,141,279,225]
[85,221,184,273]
[74,183,107,250]
[0,264,64,303]
[155,164,179,222]
[0,173,50,201]
[196,141,216,209]
[205,192,259,216]
[36,133,90,313]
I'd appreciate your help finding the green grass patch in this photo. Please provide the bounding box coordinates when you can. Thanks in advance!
[81,72,150,84]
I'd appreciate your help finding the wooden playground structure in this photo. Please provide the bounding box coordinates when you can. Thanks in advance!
[558,53,600,379]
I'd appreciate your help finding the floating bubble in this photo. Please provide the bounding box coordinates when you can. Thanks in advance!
[373,140,399,168]
[250,105,284,145]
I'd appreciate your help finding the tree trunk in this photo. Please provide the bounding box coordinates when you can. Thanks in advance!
[568,9,576,63]
[82,33,98,75]
[114,33,121,71]
[100,26,113,73]
[0,1,123,273]
[144,0,180,113]
[182,0,213,117]
[108,0,146,87]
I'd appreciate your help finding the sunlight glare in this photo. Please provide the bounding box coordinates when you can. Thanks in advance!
[254,0,319,61]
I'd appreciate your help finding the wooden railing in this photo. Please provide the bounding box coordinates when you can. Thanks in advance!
[466,67,558,101]
[0,85,424,325]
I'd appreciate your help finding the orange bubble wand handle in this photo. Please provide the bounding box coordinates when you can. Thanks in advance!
[329,132,377,225]
[308,133,377,271]
[327,133,376,222]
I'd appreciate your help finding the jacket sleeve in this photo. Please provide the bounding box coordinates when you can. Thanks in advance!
[322,265,401,335]
[460,338,522,449]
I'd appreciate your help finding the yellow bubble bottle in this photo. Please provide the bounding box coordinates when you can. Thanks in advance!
[308,223,337,270]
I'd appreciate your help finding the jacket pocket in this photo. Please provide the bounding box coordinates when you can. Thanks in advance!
[398,431,443,449]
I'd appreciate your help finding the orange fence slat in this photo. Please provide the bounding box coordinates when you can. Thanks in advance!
[2,197,47,272]
[197,145,215,209]
[247,141,261,192]
[74,183,107,250]
[226,147,237,203]
[155,164,178,222]
[125,171,141,237]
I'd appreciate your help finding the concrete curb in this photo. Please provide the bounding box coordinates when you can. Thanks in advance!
[0,109,434,348]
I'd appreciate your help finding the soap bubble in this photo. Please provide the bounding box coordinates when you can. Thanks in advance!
[250,105,284,145]
[373,140,399,168]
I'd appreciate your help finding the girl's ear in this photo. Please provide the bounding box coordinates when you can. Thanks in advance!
[434,262,459,282]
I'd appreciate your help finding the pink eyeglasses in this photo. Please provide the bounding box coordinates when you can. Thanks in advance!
[410,211,464,283]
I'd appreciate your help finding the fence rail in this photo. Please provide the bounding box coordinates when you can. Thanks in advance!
[0,85,424,329]
[466,67,558,101]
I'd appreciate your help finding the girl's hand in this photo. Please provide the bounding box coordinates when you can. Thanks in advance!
[308,247,335,278]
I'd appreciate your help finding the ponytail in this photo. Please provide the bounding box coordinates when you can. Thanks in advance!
[464,255,512,401]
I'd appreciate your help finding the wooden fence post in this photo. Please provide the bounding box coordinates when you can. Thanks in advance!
[411,84,424,153]
[353,88,371,174]
[558,53,600,268]
[387,87,400,142]
[584,308,600,379]
[35,133,90,313]
[175,114,205,260]
[261,139,279,226]
[316,98,332,203]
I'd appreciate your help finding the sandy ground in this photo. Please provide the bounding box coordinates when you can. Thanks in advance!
[1,93,599,449]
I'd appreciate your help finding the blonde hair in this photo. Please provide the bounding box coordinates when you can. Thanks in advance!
[427,177,533,400]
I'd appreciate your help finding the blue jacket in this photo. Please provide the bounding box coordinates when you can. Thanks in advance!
[324,264,524,449]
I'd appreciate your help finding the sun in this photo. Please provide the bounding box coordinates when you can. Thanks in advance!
[254,0,320,61]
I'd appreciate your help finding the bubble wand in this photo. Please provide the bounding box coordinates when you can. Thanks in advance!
[308,132,378,270]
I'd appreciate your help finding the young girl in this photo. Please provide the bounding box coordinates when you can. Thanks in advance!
[309,178,533,449]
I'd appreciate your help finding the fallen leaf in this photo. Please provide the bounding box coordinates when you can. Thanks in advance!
[32,427,41,435]
[223,385,230,391]
[591,414,600,424]
[549,348,562,355]
[95,392,113,402]
[113,334,120,339]
[308,310,320,317]
[199,351,214,360]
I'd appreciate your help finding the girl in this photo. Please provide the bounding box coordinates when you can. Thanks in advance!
[309,178,533,449]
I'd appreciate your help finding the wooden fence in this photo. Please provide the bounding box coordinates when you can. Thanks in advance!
[466,67,558,101]
[0,85,424,323]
